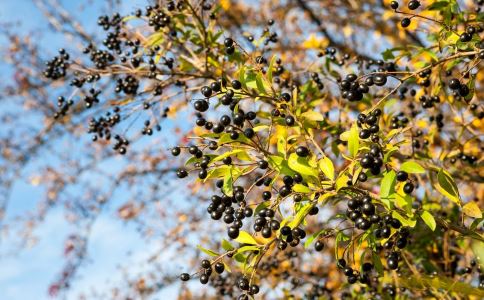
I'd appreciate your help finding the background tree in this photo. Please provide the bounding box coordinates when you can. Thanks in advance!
[0,0,483,299]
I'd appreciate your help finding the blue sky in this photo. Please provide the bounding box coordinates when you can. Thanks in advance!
[0,1,189,299]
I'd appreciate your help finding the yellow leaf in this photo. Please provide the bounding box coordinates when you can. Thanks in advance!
[463,202,482,219]
[302,34,328,49]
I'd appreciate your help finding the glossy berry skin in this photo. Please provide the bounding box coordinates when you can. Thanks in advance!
[171,146,181,156]
[314,240,324,251]
[180,273,190,281]
[201,259,211,269]
[390,1,399,9]
[460,32,472,42]
[396,170,408,181]
[285,116,295,126]
[403,182,414,194]
[448,78,461,90]
[231,80,242,90]
[408,0,420,10]
[401,18,411,28]
[296,146,309,157]
[201,86,212,97]
[224,38,234,47]
[228,226,239,239]
[387,257,399,270]
[214,263,225,274]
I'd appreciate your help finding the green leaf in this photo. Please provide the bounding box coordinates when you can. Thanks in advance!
[427,1,449,10]
[288,153,319,178]
[236,245,260,254]
[463,202,482,219]
[392,211,417,227]
[420,211,437,231]
[372,252,384,276]
[221,239,234,251]
[400,161,425,174]
[304,229,327,249]
[380,170,396,200]
[382,48,395,60]
[318,156,335,181]
[196,245,219,257]
[348,123,359,157]
[288,203,313,228]
[435,168,461,205]
[235,231,258,245]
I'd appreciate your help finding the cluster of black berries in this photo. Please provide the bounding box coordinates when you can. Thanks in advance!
[357,108,382,141]
[429,112,445,130]
[53,96,74,119]
[141,120,161,136]
[337,258,375,285]
[252,208,280,238]
[262,19,278,45]
[358,144,384,176]
[224,37,235,55]
[103,31,122,52]
[97,13,122,31]
[88,107,121,142]
[389,113,410,129]
[459,25,479,43]
[148,9,171,30]
[340,74,368,102]
[277,225,308,249]
[346,195,377,231]
[236,277,260,298]
[44,49,69,80]
[83,88,101,108]
[112,135,130,154]
[84,47,115,69]
[449,152,479,165]
[115,75,139,95]
[448,78,470,97]
[392,1,420,27]
[310,72,325,90]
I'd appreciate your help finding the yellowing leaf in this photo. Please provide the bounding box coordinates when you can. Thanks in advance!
[318,156,335,181]
[302,33,328,49]
[288,153,319,178]
[435,169,461,206]
[420,211,436,231]
[348,123,359,158]
[463,202,482,219]
[235,231,258,245]
[400,161,425,174]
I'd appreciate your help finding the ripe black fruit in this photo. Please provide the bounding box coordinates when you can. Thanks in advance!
[285,116,295,126]
[201,86,212,97]
[214,262,224,274]
[401,18,411,28]
[180,273,190,281]
[296,146,309,157]
[314,240,324,251]
[387,257,398,270]
[408,0,420,10]
[390,1,399,9]
[228,226,239,238]
[448,78,461,90]
[373,74,387,86]
[224,38,234,47]
[396,170,408,181]
[171,146,181,156]
[231,80,242,89]
[403,182,414,194]
[201,259,211,269]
